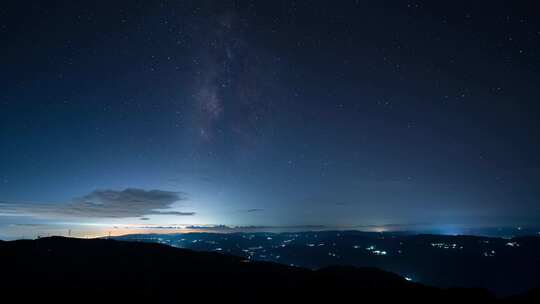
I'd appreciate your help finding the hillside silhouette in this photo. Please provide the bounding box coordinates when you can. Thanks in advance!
[0,236,537,303]
[115,231,540,296]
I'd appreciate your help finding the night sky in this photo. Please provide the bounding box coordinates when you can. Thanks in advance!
[1,1,540,239]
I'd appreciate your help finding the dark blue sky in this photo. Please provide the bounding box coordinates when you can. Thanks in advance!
[1,1,540,238]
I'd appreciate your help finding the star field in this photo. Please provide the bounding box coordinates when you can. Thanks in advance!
[1,0,540,238]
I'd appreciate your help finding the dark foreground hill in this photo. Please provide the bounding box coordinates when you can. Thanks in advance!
[115,231,540,296]
[0,237,536,303]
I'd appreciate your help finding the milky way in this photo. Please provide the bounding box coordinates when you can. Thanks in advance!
[192,11,277,147]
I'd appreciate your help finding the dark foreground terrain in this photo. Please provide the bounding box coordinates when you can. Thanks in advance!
[1,236,538,303]
[115,230,540,296]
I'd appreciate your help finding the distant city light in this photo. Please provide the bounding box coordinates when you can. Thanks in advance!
[483,250,496,257]
[430,242,462,250]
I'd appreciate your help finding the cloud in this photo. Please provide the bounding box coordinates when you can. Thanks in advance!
[10,223,48,227]
[0,188,195,219]
[154,211,196,216]
[182,224,327,232]
[245,208,263,213]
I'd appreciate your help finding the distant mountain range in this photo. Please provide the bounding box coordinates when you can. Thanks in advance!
[1,236,538,303]
[113,230,540,296]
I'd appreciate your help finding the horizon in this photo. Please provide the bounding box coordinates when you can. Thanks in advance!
[3,222,539,241]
